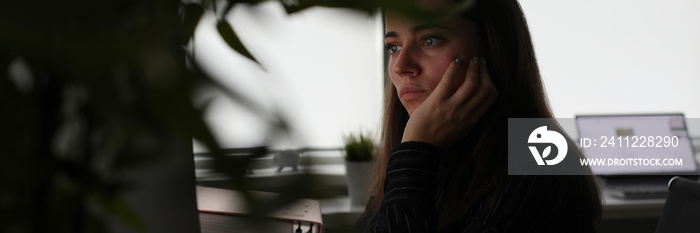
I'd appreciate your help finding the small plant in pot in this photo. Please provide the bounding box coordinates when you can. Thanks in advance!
[342,132,375,206]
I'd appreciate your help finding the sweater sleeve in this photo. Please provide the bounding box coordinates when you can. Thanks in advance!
[364,141,441,233]
[360,143,597,233]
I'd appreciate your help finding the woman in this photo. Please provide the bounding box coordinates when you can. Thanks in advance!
[357,0,601,232]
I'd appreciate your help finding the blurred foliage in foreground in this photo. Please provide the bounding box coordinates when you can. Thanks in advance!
[0,0,472,232]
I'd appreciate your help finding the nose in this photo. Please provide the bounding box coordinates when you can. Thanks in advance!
[391,44,421,77]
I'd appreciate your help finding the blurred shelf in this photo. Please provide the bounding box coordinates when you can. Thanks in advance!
[195,149,351,197]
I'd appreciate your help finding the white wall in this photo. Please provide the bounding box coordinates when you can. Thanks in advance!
[520,0,700,119]
[192,3,384,152]
[193,1,700,152]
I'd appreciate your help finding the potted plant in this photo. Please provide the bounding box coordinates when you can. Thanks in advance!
[342,132,375,206]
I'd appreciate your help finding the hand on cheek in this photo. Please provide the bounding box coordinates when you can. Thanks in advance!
[401,56,498,149]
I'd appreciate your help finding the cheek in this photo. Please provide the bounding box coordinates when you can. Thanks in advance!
[424,58,455,89]
[388,72,400,90]
[424,45,478,90]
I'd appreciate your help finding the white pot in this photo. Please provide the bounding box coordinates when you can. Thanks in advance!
[344,161,371,206]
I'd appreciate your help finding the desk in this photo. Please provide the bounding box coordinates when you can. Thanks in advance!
[601,190,665,219]
[319,197,364,229]
[194,149,700,232]
[196,167,668,230]
[315,191,668,232]
[597,190,665,233]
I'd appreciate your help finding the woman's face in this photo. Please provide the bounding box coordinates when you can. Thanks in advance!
[385,13,481,116]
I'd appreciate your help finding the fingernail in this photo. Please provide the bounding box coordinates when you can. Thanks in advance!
[479,57,488,65]
[455,57,462,64]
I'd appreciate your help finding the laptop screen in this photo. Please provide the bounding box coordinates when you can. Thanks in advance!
[576,114,697,175]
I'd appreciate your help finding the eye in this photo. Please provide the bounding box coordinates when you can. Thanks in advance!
[421,35,443,47]
[385,44,402,54]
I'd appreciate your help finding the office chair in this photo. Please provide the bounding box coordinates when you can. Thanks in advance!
[654,176,700,233]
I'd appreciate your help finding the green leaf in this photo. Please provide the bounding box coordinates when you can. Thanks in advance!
[282,0,378,15]
[446,0,478,15]
[216,20,259,65]
[107,196,147,233]
[343,132,375,162]
[182,3,205,44]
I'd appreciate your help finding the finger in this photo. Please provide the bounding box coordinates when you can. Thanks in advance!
[450,56,482,103]
[432,57,465,100]
[472,77,498,116]
[478,57,489,83]
[469,56,481,87]
[469,61,496,105]
[478,58,498,105]
[461,62,498,117]
[470,86,498,123]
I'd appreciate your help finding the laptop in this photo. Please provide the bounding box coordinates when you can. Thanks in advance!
[575,113,698,198]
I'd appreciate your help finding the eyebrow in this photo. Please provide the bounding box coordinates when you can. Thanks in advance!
[384,23,452,39]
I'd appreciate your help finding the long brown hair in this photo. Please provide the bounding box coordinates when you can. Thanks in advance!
[366,0,601,230]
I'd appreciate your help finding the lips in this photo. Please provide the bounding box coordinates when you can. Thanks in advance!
[399,86,426,100]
